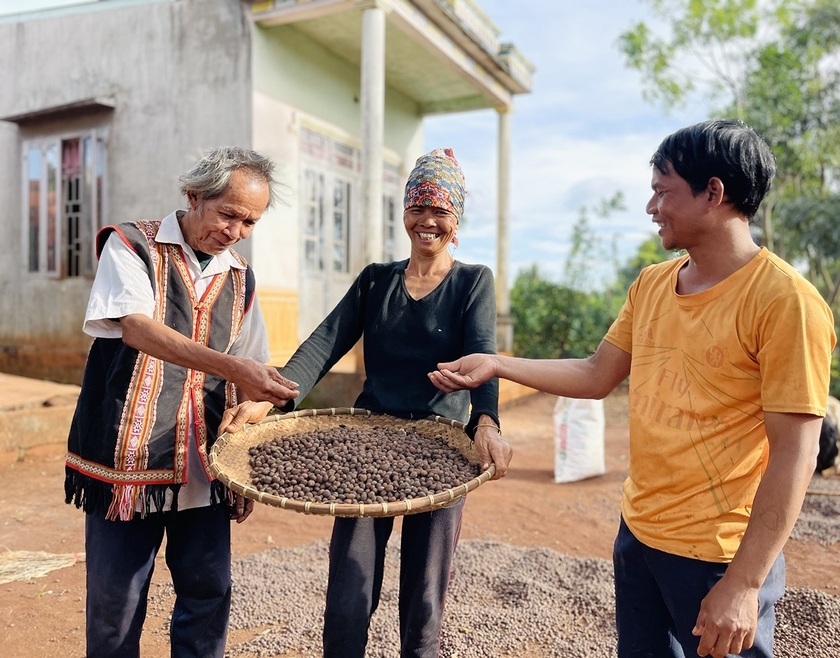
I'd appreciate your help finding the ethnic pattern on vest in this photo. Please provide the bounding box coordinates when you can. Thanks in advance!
[65,219,250,521]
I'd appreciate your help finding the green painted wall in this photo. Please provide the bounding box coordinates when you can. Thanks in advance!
[253,23,422,155]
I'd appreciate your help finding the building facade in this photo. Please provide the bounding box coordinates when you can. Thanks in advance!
[0,0,532,383]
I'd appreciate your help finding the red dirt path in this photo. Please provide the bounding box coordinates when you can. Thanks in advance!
[1,391,837,657]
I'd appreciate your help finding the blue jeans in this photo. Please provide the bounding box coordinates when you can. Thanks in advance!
[84,504,232,658]
[613,517,784,658]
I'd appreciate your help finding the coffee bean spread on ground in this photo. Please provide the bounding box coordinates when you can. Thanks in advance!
[248,425,480,504]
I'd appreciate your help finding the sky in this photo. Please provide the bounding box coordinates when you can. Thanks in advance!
[423,0,709,288]
[0,0,96,16]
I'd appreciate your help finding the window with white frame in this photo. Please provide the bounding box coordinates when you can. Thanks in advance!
[301,168,352,275]
[302,169,324,272]
[383,194,398,262]
[300,125,355,275]
[331,178,350,273]
[23,130,106,277]
[382,160,403,262]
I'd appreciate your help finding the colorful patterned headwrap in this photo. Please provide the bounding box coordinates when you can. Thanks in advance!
[403,148,465,220]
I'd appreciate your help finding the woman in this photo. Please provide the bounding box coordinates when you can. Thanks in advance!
[224,148,512,658]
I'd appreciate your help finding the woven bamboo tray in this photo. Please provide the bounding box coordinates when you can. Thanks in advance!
[209,407,495,517]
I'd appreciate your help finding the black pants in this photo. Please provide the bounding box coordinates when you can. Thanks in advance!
[323,498,465,658]
[84,504,232,658]
[613,517,784,657]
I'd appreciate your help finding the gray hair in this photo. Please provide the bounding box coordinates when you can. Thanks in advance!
[179,146,278,209]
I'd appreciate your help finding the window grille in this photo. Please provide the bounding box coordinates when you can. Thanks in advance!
[23,129,106,277]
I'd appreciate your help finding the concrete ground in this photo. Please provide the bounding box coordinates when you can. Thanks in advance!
[0,373,80,456]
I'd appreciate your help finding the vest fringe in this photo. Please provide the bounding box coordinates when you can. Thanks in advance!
[65,467,112,515]
[109,484,140,521]
[64,468,191,520]
[211,479,231,507]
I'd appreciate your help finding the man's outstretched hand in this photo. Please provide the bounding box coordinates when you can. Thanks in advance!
[428,354,498,392]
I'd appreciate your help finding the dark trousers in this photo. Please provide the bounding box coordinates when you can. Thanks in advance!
[323,498,465,658]
[84,504,232,658]
[613,517,784,658]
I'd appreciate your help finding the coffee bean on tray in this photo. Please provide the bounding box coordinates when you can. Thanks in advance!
[247,426,480,504]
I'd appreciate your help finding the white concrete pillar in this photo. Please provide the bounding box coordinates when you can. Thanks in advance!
[496,107,514,353]
[360,5,386,265]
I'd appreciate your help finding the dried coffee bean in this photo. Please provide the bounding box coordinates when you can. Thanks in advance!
[247,425,479,504]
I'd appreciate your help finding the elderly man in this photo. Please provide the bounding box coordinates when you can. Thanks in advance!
[65,147,298,658]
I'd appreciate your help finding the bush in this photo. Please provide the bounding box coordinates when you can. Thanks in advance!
[511,266,615,359]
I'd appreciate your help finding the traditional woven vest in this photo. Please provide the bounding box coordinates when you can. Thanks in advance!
[65,220,255,520]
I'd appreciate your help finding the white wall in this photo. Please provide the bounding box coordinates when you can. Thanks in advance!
[0,0,252,360]
[251,91,300,290]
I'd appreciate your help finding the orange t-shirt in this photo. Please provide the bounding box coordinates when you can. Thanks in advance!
[605,248,835,562]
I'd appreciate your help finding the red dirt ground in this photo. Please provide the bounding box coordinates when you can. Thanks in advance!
[1,391,837,657]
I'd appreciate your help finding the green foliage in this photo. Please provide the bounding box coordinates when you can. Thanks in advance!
[774,194,840,305]
[618,0,770,111]
[510,194,667,360]
[511,266,614,359]
[620,0,840,266]
[620,0,840,381]
[830,352,840,399]
[563,192,626,291]
[614,235,673,294]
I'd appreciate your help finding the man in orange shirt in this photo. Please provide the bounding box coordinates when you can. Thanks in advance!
[429,120,835,658]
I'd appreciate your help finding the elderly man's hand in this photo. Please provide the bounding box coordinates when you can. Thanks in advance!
[429,354,497,393]
[219,400,274,435]
[233,360,299,409]
[230,493,254,524]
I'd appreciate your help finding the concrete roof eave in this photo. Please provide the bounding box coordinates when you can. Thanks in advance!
[248,0,532,116]
[410,0,531,95]
[2,96,116,124]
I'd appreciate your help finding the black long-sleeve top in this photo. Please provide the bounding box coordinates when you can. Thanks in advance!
[279,260,499,435]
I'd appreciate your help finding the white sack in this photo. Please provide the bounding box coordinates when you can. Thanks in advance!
[553,396,606,483]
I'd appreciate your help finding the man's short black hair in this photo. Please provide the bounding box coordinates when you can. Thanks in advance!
[650,119,776,219]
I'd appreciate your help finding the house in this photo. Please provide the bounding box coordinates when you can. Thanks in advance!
[0,0,533,392]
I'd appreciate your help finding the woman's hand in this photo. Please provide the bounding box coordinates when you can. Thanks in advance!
[472,415,512,480]
[218,400,274,435]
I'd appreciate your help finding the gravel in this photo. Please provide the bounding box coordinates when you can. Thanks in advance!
[791,475,840,546]
[791,495,840,546]
[139,537,836,658]
[227,538,616,658]
[143,473,840,657]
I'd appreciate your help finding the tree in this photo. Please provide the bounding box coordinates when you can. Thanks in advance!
[511,194,638,360]
[620,0,840,394]
[510,233,675,360]
[618,0,772,115]
[733,1,840,258]
[614,235,673,295]
[510,266,613,360]
[619,0,840,301]
[563,192,626,292]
